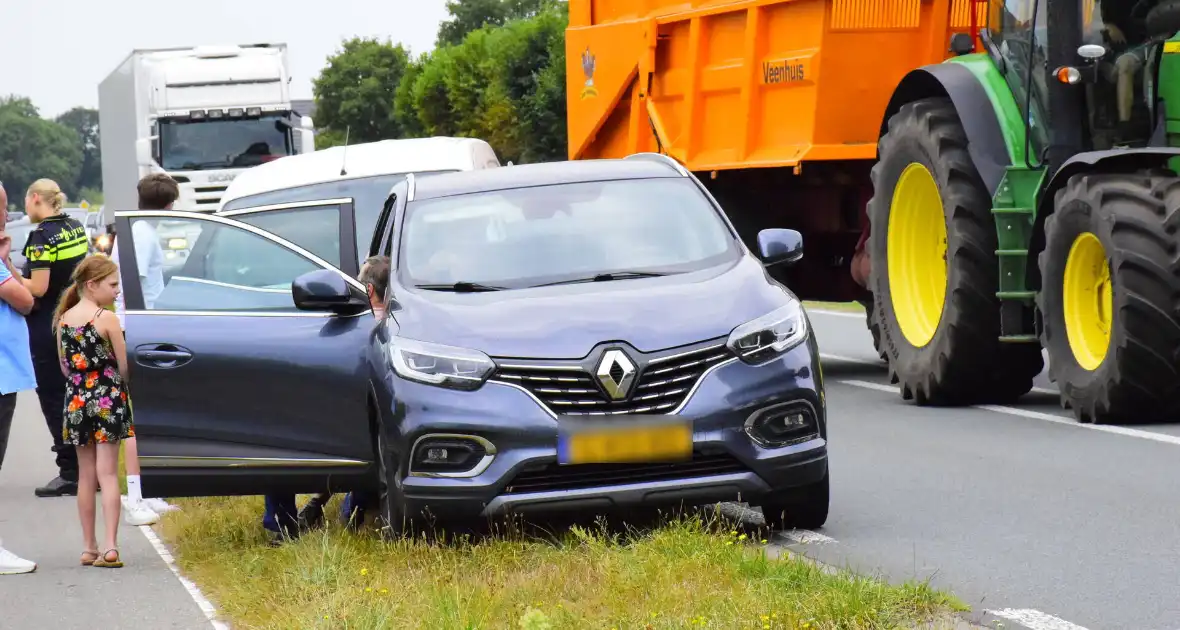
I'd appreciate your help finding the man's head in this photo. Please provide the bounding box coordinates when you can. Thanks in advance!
[138,173,180,210]
[358,255,391,311]
[0,181,7,225]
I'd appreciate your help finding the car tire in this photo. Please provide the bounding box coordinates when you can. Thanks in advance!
[867,96,1043,404]
[1037,171,1180,424]
[374,427,413,539]
[758,470,830,530]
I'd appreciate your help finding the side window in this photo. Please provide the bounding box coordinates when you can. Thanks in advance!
[129,217,320,313]
[991,0,1050,159]
[231,204,344,269]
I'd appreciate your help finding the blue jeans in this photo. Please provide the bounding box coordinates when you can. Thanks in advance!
[261,492,373,535]
[262,494,298,537]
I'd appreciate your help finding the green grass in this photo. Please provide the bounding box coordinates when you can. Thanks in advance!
[802,301,866,315]
[156,496,966,630]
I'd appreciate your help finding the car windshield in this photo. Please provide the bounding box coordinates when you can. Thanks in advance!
[399,178,738,289]
[158,115,293,171]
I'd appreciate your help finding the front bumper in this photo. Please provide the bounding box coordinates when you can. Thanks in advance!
[385,340,827,520]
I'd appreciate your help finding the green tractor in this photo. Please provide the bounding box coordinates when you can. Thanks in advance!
[867,0,1180,423]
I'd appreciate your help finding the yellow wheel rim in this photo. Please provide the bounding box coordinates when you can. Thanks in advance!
[887,162,949,348]
[1063,232,1112,370]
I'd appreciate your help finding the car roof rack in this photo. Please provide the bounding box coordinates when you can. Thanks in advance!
[623,152,690,177]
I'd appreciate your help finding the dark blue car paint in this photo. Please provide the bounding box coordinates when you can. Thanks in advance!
[389,256,789,358]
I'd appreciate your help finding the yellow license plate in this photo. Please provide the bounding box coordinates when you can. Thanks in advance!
[558,418,693,464]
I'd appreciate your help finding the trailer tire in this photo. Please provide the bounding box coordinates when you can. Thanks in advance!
[867,97,1042,405]
[1037,171,1180,424]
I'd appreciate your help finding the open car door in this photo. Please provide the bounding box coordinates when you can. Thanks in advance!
[115,209,376,499]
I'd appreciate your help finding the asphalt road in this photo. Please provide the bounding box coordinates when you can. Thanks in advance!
[0,393,215,630]
[795,307,1180,630]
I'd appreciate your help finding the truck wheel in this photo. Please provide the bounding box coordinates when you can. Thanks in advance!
[759,470,829,530]
[1037,172,1180,424]
[867,97,1042,404]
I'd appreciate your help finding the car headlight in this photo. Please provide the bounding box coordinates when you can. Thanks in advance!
[726,300,809,365]
[389,337,495,390]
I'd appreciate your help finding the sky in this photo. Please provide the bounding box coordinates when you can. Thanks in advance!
[2,0,451,118]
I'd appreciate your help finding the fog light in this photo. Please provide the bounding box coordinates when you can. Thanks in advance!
[744,402,818,447]
[408,434,496,478]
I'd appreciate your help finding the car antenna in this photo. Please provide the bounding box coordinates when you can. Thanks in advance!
[339,126,351,176]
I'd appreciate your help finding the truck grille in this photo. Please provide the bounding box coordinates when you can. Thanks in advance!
[503,453,747,494]
[491,344,732,416]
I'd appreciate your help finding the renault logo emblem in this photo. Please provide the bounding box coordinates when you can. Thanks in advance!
[596,349,637,400]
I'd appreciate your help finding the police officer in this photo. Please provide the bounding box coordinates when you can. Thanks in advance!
[15,179,88,497]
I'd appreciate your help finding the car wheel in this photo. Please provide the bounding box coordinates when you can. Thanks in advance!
[374,426,411,540]
[758,470,830,530]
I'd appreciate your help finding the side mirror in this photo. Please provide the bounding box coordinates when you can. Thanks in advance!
[297,128,315,154]
[756,228,804,266]
[135,138,155,166]
[292,269,367,313]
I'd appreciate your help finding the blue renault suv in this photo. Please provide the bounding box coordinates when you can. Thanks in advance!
[115,153,829,534]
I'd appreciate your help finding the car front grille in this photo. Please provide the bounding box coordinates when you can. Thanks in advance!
[503,453,747,494]
[491,343,733,416]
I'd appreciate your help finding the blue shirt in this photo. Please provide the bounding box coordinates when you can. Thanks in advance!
[0,264,37,395]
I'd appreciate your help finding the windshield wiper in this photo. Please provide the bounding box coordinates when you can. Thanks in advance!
[534,271,670,287]
[415,282,507,292]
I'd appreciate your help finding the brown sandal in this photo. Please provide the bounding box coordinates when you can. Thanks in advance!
[92,548,123,568]
[80,550,99,566]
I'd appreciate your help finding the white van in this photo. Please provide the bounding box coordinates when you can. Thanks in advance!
[158,137,501,274]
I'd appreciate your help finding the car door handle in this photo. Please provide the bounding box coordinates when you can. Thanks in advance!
[135,344,193,368]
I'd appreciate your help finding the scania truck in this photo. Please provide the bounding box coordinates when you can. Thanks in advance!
[98,43,316,220]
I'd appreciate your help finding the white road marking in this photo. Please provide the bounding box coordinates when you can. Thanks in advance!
[986,608,1090,630]
[819,353,883,366]
[805,308,864,319]
[138,525,229,630]
[776,529,837,545]
[839,379,1180,447]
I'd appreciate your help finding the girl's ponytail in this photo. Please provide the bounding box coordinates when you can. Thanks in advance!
[51,254,118,331]
[53,281,81,331]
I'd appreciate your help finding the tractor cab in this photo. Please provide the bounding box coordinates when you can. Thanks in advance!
[991,0,1176,153]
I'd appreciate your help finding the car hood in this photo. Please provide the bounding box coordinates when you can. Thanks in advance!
[389,256,794,359]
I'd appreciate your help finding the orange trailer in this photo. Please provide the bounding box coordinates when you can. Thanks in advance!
[565,0,994,302]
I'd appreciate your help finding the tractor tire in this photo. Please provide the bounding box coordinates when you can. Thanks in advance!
[867,97,1043,405]
[1037,171,1180,424]
[856,294,888,363]
[1146,1,1180,38]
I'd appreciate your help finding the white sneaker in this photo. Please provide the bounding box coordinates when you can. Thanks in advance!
[122,496,161,526]
[143,497,179,513]
[0,543,36,575]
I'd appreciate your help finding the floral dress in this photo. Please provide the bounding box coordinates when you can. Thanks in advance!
[60,311,134,446]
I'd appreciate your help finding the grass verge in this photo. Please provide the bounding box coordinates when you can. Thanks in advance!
[158,496,965,629]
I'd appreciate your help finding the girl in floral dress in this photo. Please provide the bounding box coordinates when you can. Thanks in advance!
[53,254,133,569]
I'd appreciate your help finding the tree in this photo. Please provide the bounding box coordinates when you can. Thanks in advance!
[401,2,568,164]
[0,96,82,205]
[312,38,413,143]
[55,107,102,195]
[437,0,561,47]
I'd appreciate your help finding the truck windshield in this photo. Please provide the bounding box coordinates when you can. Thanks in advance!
[399,178,739,289]
[158,115,293,171]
